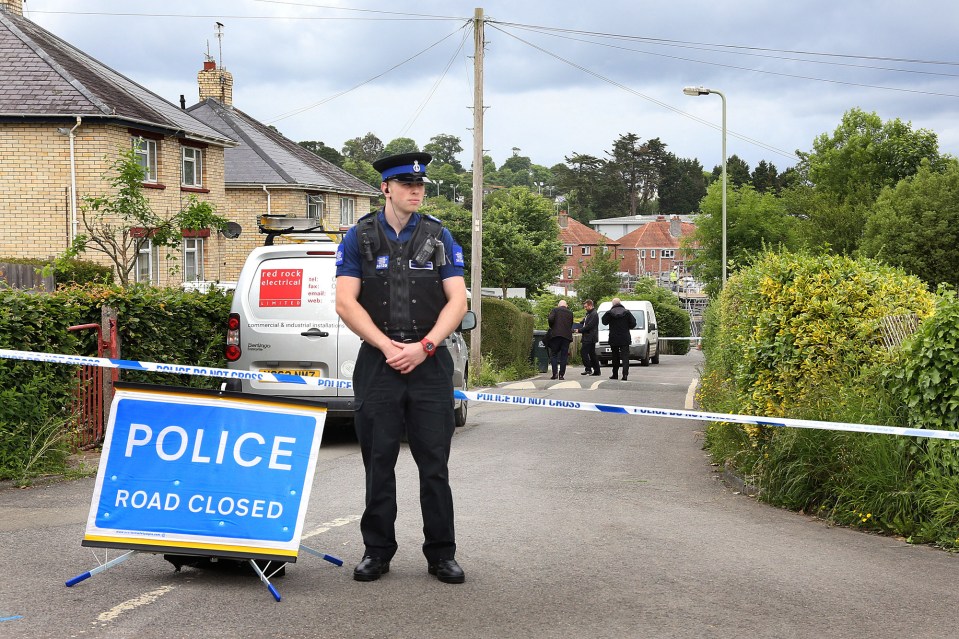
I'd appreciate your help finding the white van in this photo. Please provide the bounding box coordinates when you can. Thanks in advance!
[223,216,473,426]
[596,300,659,366]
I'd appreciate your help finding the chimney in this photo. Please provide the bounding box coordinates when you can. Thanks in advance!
[0,0,24,16]
[670,215,681,237]
[558,211,569,229]
[197,58,233,106]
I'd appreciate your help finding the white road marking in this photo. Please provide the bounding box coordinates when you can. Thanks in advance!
[501,381,536,390]
[301,514,361,540]
[97,585,174,623]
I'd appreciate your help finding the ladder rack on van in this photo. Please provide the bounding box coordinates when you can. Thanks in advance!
[257,215,347,246]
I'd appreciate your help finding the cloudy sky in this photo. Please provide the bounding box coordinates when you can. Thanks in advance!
[22,0,959,174]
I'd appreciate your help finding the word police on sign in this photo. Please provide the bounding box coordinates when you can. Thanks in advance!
[83,383,326,562]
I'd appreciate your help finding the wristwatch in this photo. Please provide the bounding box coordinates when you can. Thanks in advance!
[420,338,437,356]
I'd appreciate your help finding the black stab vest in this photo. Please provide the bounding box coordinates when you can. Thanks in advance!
[356,213,447,340]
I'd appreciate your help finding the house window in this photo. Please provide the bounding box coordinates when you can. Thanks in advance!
[340,197,356,226]
[183,238,204,282]
[650,250,657,259]
[135,240,159,285]
[567,268,574,278]
[132,137,158,182]
[582,246,591,256]
[181,147,202,187]
[640,249,646,259]
[307,194,324,219]
[662,249,674,258]
[564,245,573,256]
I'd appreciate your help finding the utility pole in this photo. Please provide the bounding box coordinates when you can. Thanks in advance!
[469,7,485,374]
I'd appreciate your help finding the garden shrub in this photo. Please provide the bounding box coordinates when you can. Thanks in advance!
[0,284,233,481]
[698,251,943,539]
[479,296,535,372]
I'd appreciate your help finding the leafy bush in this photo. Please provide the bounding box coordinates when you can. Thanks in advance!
[478,297,535,372]
[702,251,933,421]
[0,284,233,481]
[55,258,114,285]
[631,279,692,355]
[698,251,943,540]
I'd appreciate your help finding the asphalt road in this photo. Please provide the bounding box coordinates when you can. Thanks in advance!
[1,350,956,638]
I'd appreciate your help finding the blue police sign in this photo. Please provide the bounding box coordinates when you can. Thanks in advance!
[83,384,326,561]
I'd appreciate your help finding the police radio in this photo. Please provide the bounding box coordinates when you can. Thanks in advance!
[413,236,445,267]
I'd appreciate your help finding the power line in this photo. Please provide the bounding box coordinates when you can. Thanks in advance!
[488,24,800,161]
[490,20,959,68]
[266,25,467,124]
[499,23,959,99]
[502,23,959,81]
[397,25,471,137]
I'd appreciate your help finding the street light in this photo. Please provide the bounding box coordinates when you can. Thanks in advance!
[435,179,444,197]
[683,85,727,285]
[536,181,544,195]
[451,183,458,202]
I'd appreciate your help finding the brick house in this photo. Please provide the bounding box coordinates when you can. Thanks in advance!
[614,214,697,281]
[186,60,379,277]
[0,0,238,286]
[556,212,620,292]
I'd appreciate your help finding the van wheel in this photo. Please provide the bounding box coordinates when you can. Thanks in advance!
[454,399,467,428]
[652,350,660,365]
[454,367,468,427]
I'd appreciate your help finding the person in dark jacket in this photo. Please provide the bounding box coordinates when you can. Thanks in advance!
[547,299,574,380]
[601,297,636,381]
[578,299,601,376]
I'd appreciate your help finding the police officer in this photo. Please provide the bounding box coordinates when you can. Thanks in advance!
[335,152,468,584]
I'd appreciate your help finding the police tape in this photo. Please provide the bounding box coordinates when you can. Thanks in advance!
[0,348,351,389]
[3,347,957,442]
[453,390,959,441]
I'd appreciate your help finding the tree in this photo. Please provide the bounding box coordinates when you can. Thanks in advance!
[341,132,384,163]
[711,154,751,188]
[298,140,343,166]
[751,160,780,193]
[480,188,566,295]
[54,147,230,286]
[860,159,959,288]
[688,181,798,295]
[382,137,419,157]
[800,108,944,206]
[342,158,381,189]
[658,153,706,214]
[553,153,616,223]
[608,134,668,215]
[781,185,866,256]
[423,134,464,172]
[575,240,621,303]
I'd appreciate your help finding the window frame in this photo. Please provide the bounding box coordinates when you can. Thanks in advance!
[132,136,158,183]
[339,197,356,226]
[307,194,325,220]
[582,246,591,256]
[134,239,160,285]
[181,146,203,187]
[564,245,573,256]
[182,237,204,282]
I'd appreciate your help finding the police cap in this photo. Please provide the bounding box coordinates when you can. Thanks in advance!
[372,152,432,184]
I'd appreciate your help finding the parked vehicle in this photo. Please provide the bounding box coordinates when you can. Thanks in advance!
[596,300,659,366]
[223,215,474,426]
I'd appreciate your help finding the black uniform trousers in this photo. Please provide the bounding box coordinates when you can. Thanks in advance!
[352,341,456,563]
[581,341,600,373]
[610,344,630,378]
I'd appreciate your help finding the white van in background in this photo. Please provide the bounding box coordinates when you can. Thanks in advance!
[596,300,659,366]
[223,216,474,427]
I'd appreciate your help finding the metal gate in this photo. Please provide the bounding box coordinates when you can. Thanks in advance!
[68,316,118,449]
